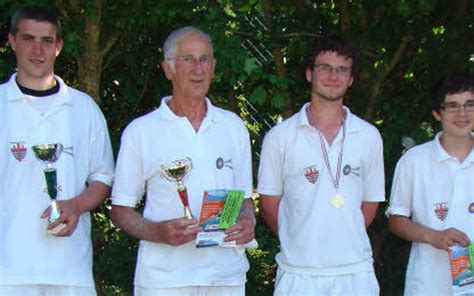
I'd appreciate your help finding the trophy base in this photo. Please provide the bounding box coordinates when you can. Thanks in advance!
[46,222,67,235]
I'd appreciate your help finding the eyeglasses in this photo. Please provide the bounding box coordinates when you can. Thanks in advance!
[314,63,352,75]
[440,100,474,113]
[169,55,214,68]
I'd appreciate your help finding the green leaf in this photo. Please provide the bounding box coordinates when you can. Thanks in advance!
[250,86,267,105]
[244,58,259,75]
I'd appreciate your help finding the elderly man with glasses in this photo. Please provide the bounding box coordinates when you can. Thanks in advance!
[110,26,256,296]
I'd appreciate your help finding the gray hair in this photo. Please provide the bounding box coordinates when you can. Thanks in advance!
[163,26,213,72]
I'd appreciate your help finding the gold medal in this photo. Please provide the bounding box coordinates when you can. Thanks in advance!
[330,194,345,208]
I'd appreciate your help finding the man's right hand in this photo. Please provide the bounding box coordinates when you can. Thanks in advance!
[110,205,202,246]
[154,218,202,246]
[426,227,470,251]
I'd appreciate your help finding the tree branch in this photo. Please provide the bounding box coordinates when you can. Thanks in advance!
[363,36,412,120]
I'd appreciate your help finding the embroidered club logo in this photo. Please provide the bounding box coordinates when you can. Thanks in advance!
[216,157,233,169]
[343,164,361,176]
[434,202,448,221]
[10,142,27,161]
[304,165,319,184]
[343,165,351,175]
[468,202,474,214]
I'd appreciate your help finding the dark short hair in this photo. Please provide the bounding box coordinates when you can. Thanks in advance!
[10,5,62,41]
[432,71,474,112]
[305,33,357,71]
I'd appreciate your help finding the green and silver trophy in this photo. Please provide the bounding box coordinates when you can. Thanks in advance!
[160,157,194,220]
[32,143,66,235]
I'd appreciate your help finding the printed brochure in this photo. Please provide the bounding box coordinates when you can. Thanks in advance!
[449,243,474,295]
[195,189,245,248]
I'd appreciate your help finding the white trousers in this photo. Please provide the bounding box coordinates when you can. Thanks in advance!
[134,284,245,296]
[274,268,379,296]
[0,285,96,296]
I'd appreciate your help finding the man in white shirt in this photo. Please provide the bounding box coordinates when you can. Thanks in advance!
[388,71,474,295]
[0,5,114,296]
[258,34,385,295]
[110,26,256,296]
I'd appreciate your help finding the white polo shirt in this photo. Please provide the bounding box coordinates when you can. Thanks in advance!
[387,133,474,296]
[111,96,253,288]
[258,103,385,275]
[0,74,114,287]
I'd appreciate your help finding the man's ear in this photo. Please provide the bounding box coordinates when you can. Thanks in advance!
[162,60,173,80]
[55,38,63,57]
[432,109,442,122]
[305,67,312,83]
[8,33,16,52]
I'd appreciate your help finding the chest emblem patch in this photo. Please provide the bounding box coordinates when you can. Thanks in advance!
[343,164,361,177]
[216,157,233,170]
[434,202,448,221]
[304,165,319,184]
[10,142,28,162]
[468,203,474,214]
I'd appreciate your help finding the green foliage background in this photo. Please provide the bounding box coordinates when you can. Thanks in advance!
[1,1,473,295]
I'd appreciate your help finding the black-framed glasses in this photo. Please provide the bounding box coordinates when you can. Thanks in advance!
[440,100,474,113]
[314,63,351,75]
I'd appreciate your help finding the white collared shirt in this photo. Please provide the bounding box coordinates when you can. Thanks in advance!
[112,96,253,288]
[0,73,114,287]
[258,103,385,275]
[387,132,474,295]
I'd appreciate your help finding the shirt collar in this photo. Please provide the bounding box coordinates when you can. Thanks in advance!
[296,102,364,133]
[5,73,72,106]
[155,95,222,122]
[433,132,474,164]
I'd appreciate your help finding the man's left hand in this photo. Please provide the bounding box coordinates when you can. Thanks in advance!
[223,214,255,244]
[41,198,81,236]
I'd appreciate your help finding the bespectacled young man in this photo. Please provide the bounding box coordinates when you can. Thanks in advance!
[388,71,474,296]
[258,33,385,295]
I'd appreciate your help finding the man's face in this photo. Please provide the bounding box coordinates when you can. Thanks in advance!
[433,91,474,139]
[8,19,62,86]
[163,33,215,101]
[306,51,353,102]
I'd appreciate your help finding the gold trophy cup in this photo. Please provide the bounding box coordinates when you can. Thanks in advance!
[160,157,194,220]
[32,143,66,235]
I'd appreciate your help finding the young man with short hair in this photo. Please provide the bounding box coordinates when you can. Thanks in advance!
[0,5,114,295]
[388,71,474,295]
[258,34,385,295]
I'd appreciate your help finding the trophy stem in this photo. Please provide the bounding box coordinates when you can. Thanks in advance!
[49,199,61,222]
[44,167,58,200]
[183,206,194,220]
[177,183,189,206]
[177,185,194,220]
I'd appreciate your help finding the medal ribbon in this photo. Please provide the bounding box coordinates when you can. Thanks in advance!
[315,119,346,191]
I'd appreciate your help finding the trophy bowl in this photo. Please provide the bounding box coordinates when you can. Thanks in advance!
[32,143,63,165]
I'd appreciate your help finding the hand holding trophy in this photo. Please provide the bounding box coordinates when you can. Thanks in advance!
[160,157,195,221]
[32,143,67,235]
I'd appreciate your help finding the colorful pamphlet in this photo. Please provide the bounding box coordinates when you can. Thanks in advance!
[449,243,474,295]
[195,189,245,248]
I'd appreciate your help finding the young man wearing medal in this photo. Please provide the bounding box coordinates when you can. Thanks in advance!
[0,5,114,296]
[387,71,474,295]
[110,26,256,295]
[257,34,385,295]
